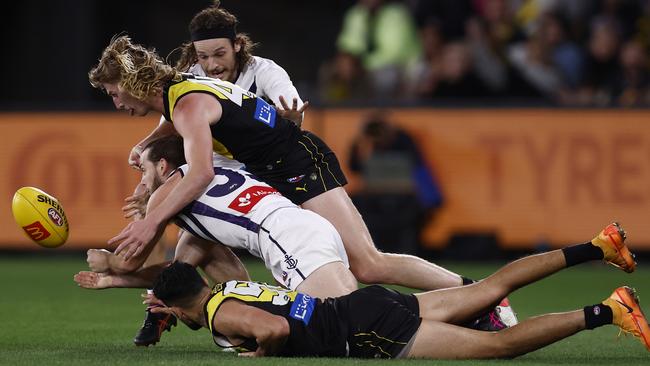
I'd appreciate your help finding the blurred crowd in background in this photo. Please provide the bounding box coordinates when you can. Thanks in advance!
[3,0,650,109]
[320,0,650,107]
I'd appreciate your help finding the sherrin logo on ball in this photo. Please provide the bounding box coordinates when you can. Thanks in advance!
[11,187,69,248]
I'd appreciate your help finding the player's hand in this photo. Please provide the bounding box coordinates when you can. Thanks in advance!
[86,249,111,272]
[122,184,150,220]
[128,145,144,168]
[142,292,166,308]
[109,218,158,261]
[74,271,113,289]
[277,96,309,128]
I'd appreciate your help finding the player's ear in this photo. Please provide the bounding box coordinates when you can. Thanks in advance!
[157,159,168,175]
[233,39,241,53]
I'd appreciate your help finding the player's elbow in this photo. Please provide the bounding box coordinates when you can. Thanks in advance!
[188,168,214,189]
[258,317,290,343]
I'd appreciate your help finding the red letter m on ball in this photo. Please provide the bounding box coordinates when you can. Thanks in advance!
[23,221,51,241]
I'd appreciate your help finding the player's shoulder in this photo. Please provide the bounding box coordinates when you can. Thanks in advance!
[245,56,287,76]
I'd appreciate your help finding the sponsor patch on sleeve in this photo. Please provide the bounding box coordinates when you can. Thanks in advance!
[289,293,315,325]
[253,98,276,128]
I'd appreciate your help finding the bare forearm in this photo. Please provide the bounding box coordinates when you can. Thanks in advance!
[252,319,289,357]
[146,171,212,224]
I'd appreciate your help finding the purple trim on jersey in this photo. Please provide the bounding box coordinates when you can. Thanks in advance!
[180,212,222,243]
[185,200,261,233]
[174,217,205,241]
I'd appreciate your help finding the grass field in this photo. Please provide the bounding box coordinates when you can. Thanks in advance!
[1,254,649,365]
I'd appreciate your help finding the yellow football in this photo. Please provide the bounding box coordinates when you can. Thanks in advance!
[11,187,69,248]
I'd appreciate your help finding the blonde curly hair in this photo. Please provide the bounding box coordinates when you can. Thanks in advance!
[89,35,180,101]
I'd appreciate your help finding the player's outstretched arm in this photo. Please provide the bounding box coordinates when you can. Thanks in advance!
[111,173,181,261]
[110,94,219,259]
[73,270,152,289]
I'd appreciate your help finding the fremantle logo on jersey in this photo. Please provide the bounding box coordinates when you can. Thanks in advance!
[227,185,280,214]
[253,98,276,127]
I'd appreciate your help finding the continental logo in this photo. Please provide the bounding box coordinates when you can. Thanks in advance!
[22,221,51,241]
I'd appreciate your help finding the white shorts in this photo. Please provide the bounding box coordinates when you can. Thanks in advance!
[257,207,349,290]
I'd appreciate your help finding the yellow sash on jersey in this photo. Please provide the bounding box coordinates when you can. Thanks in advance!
[205,280,297,334]
[165,78,252,160]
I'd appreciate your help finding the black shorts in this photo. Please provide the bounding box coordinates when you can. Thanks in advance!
[250,131,348,205]
[339,285,421,359]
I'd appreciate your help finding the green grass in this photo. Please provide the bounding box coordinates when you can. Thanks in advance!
[1,254,649,365]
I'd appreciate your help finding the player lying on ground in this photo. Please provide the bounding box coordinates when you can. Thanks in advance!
[149,223,649,359]
[75,136,512,336]
[75,135,358,298]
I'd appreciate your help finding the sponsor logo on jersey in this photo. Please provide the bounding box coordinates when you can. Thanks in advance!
[253,98,276,128]
[22,221,51,241]
[284,254,298,270]
[286,174,305,183]
[289,293,315,325]
[47,208,64,226]
[227,185,279,214]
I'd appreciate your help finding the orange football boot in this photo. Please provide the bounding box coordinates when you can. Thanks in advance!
[603,286,650,351]
[591,222,636,273]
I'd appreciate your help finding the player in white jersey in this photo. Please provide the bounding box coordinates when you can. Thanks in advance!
[75,135,357,297]
[172,163,353,294]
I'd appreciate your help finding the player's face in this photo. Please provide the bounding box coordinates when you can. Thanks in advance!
[102,82,151,117]
[194,38,241,82]
[139,149,166,192]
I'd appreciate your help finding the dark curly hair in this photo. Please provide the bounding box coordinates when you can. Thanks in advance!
[174,1,257,72]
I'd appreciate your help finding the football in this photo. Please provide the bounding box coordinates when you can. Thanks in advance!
[11,187,69,248]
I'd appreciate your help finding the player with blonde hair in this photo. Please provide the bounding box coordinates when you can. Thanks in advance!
[89,34,516,345]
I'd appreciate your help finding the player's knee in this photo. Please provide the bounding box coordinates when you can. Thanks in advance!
[349,253,389,284]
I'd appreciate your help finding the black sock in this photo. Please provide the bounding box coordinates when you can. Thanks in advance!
[583,304,613,329]
[461,276,476,286]
[562,242,604,267]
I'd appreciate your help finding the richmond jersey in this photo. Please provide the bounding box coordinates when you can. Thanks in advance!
[174,165,294,257]
[162,74,301,170]
[205,280,347,357]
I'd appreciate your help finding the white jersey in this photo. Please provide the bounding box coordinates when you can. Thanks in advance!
[174,164,349,290]
[174,164,294,258]
[188,55,303,109]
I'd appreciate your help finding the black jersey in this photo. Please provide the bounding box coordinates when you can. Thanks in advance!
[205,280,347,357]
[162,74,301,170]
[162,74,347,205]
[204,281,421,359]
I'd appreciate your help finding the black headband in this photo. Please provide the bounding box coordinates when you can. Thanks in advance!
[190,25,237,42]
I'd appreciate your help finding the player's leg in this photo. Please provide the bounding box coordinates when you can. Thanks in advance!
[409,285,650,358]
[174,230,250,282]
[295,261,357,298]
[301,187,461,289]
[415,223,635,325]
[409,311,585,359]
